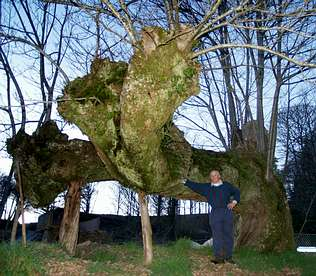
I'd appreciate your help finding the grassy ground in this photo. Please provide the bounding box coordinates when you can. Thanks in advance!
[0,239,315,275]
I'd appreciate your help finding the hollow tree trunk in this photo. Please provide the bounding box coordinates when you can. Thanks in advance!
[59,180,82,255]
[138,191,153,266]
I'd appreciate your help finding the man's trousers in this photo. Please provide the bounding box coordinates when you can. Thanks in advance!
[209,207,234,259]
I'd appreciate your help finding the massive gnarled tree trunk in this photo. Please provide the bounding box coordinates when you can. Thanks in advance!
[56,27,294,253]
[7,121,112,253]
[8,27,294,259]
[7,122,294,255]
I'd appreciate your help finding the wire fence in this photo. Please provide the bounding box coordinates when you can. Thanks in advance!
[294,233,316,247]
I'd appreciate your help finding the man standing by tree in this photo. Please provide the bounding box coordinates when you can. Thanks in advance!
[184,170,240,264]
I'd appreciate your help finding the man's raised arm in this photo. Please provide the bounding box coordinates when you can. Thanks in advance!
[183,179,209,197]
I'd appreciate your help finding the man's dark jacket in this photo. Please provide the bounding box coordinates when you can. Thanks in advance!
[184,180,240,208]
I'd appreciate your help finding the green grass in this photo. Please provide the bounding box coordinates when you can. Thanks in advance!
[87,261,123,274]
[116,241,144,263]
[233,246,316,276]
[84,247,118,262]
[150,238,193,276]
[83,241,144,274]
[0,240,315,275]
[0,242,45,275]
[31,242,74,262]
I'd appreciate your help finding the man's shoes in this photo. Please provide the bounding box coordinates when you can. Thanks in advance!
[211,258,225,264]
[225,257,236,264]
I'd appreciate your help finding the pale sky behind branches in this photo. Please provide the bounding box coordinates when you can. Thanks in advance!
[1,0,316,222]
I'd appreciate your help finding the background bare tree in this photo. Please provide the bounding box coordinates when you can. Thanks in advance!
[176,0,316,181]
[278,101,316,234]
[80,183,96,214]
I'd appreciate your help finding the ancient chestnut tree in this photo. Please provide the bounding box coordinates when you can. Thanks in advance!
[7,0,316,263]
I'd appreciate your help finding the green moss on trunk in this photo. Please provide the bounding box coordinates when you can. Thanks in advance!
[186,148,295,251]
[7,121,111,207]
[58,28,200,192]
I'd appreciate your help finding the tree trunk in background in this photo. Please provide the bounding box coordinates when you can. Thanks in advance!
[266,1,283,182]
[16,161,26,246]
[59,180,82,255]
[168,198,178,240]
[255,0,267,154]
[116,187,121,215]
[190,200,194,214]
[138,191,153,266]
[218,0,241,149]
[266,82,282,181]
[0,168,14,220]
[157,195,162,216]
[10,197,21,243]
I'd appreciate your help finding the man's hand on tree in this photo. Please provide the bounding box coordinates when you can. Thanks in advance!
[227,200,237,210]
[181,178,187,184]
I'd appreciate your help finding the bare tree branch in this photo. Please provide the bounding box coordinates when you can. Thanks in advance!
[191,43,316,68]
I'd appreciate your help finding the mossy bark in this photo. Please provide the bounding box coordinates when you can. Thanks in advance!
[186,148,295,251]
[7,121,112,207]
[56,27,294,251]
[58,27,199,194]
[7,121,111,254]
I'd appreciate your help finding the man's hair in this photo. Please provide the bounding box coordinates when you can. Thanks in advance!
[209,170,221,178]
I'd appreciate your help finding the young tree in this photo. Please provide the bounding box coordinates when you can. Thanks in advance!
[81,183,96,214]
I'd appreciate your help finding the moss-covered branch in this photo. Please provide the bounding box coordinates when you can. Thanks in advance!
[7,121,112,207]
[7,120,294,251]
[58,27,200,193]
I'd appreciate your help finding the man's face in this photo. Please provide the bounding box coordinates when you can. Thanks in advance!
[210,170,221,183]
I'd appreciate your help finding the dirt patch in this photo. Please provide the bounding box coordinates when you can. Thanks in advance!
[40,242,302,276]
[43,252,301,276]
[189,252,300,276]
[46,259,90,275]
